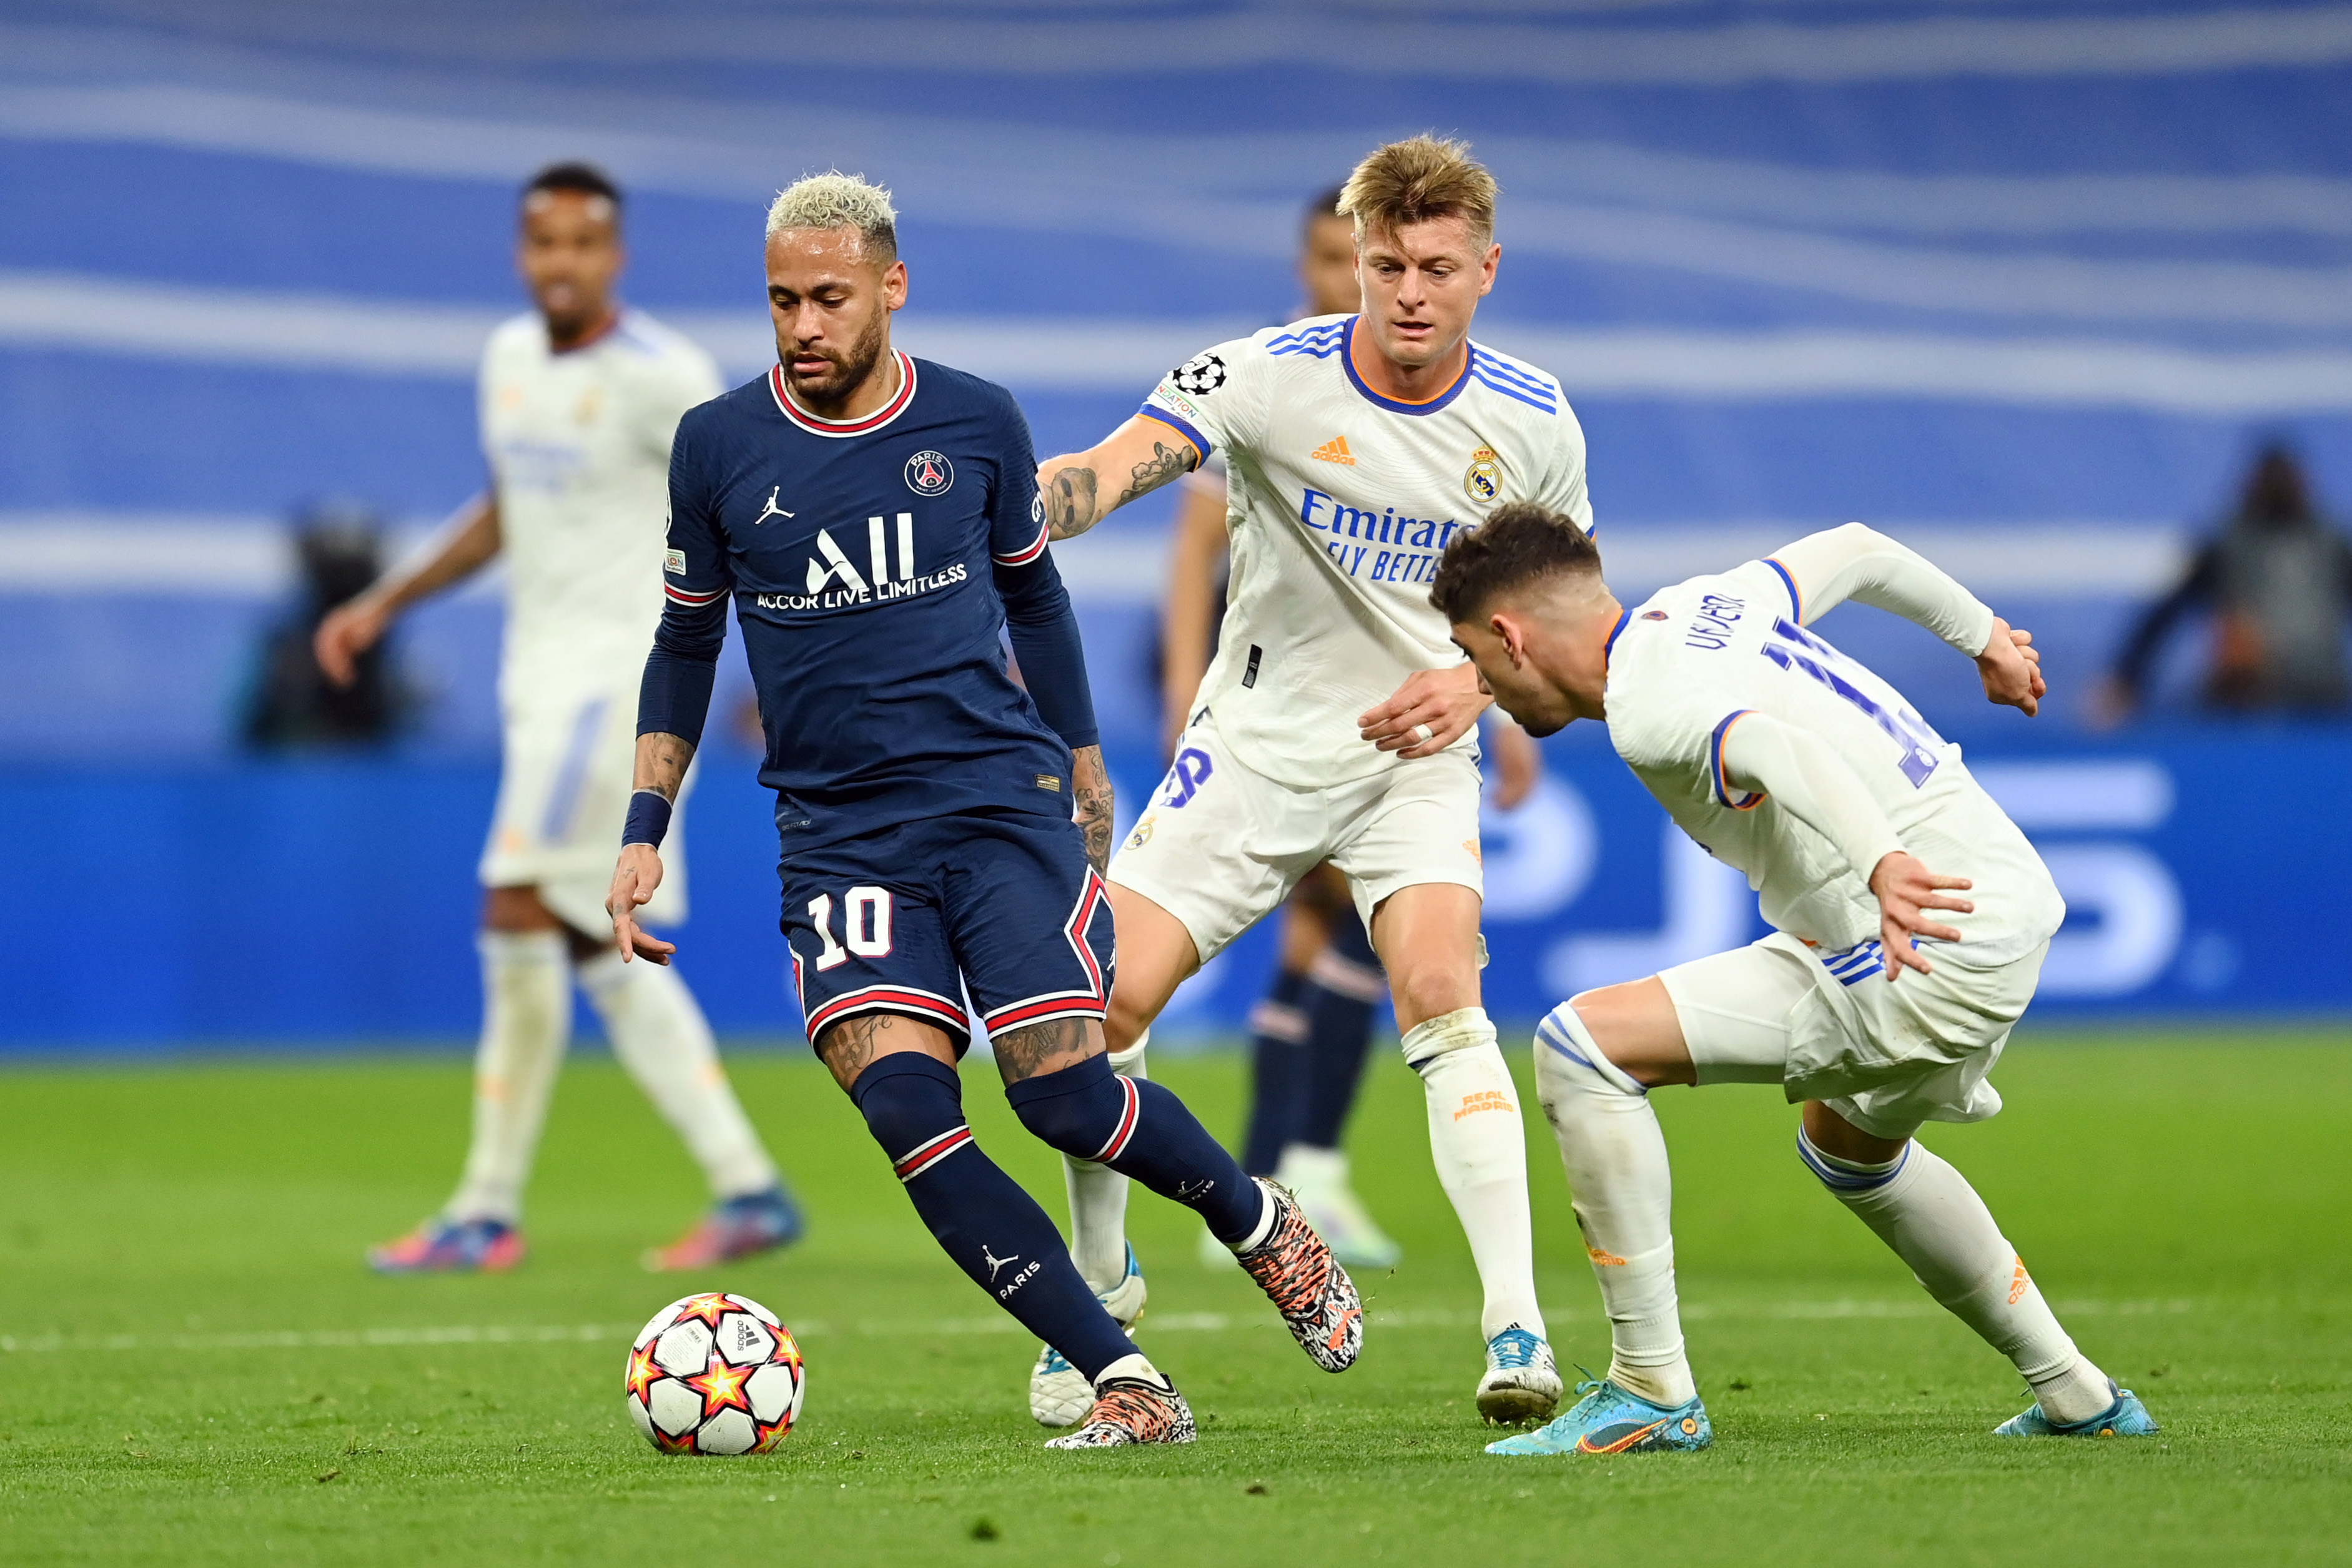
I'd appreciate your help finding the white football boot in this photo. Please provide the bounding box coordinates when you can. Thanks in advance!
[1029,1242,1147,1427]
[1275,1145,1403,1271]
[1476,1324,1564,1424]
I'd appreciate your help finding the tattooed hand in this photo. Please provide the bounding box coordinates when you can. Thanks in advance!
[1037,415,1199,541]
[1072,744,1115,874]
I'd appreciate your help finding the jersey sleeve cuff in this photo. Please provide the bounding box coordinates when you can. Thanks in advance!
[1137,406,1211,465]
[992,518,1050,567]
[1708,710,1768,811]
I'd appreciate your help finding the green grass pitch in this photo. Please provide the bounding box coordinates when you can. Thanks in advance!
[1,1032,2346,1565]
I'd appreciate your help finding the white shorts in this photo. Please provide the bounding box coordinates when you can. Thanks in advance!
[479,682,689,937]
[1108,711,1483,964]
[1657,932,2050,1141]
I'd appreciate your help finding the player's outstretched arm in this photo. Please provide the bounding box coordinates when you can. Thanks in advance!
[1160,477,1229,756]
[1037,416,1199,541]
[314,493,500,687]
[608,731,694,965]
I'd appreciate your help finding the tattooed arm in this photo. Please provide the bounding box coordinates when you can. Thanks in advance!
[1037,415,1200,541]
[607,731,697,965]
[1072,744,1115,874]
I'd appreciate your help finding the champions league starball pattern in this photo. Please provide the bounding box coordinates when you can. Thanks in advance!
[625,1292,806,1455]
[1169,352,1227,396]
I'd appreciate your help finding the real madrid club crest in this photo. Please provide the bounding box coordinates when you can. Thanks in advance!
[904,450,954,496]
[1463,446,1501,505]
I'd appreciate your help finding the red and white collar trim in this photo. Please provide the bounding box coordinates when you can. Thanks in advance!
[768,350,917,437]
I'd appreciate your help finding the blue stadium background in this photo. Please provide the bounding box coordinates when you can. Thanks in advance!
[6,0,2350,1048]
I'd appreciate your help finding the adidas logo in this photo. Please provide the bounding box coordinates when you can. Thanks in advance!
[1310,435,1355,465]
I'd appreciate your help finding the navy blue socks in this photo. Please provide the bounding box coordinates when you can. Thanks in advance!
[1009,1053,1268,1245]
[1298,918,1385,1151]
[849,1053,1135,1382]
[1240,967,1312,1175]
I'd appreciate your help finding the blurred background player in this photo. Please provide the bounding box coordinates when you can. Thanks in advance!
[316,161,798,1275]
[2093,442,2352,725]
[1037,137,1583,1426]
[242,498,407,750]
[1160,184,1543,1273]
[609,173,1359,1449]
[1439,510,2156,1456]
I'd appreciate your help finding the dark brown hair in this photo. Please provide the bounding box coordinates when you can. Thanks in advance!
[1429,502,1601,623]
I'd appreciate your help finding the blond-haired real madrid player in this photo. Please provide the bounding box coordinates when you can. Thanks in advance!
[1430,506,2158,1455]
[317,162,798,1275]
[1036,136,1584,1423]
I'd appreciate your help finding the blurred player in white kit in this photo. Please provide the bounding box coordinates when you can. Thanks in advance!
[1034,137,1583,1424]
[317,162,798,1274]
[1431,507,2159,1455]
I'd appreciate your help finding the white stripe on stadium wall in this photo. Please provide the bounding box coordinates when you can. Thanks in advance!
[4,271,2351,416]
[11,6,2352,87]
[0,512,2191,604]
[6,86,2352,328]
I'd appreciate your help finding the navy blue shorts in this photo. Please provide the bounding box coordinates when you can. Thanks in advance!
[778,809,1115,1054]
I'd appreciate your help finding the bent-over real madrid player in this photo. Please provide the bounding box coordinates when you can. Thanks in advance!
[318,162,796,1275]
[605,173,1361,1450]
[1430,507,2160,1456]
[1035,136,1581,1424]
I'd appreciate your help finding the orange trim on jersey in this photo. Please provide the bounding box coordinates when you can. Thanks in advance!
[1136,409,1205,461]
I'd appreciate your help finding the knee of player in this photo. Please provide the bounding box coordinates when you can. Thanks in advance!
[1385,954,1476,1025]
[1004,1052,1136,1161]
[1533,1002,1646,1103]
[845,1052,967,1154]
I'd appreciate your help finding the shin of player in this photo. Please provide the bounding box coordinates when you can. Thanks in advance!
[1440,508,2155,1453]
[1039,137,1565,1423]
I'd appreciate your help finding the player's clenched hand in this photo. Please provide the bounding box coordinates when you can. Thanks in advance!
[1360,664,1490,759]
[1868,851,1974,979]
[1976,617,2045,717]
[313,598,389,689]
[606,844,677,965]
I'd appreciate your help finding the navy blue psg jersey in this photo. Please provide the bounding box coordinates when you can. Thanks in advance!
[645,351,1094,845]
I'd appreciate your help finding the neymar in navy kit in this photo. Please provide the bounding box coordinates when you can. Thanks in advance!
[604,173,1361,1448]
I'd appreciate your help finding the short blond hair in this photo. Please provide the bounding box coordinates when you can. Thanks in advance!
[765,172,898,264]
[1338,136,1498,248]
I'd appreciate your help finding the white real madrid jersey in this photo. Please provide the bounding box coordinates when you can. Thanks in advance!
[1604,561,2063,964]
[1140,313,1591,787]
[478,308,722,691]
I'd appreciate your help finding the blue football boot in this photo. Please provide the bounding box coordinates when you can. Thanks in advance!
[1486,1375,1712,1456]
[1994,1381,2158,1437]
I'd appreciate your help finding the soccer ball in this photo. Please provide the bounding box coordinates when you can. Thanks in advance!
[626,1291,806,1455]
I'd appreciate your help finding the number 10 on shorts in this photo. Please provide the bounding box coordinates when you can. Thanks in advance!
[808,888,894,970]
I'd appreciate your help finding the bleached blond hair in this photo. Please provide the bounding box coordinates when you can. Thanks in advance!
[764,172,899,264]
[1338,136,1498,248]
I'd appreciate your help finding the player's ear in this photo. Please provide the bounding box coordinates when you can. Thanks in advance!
[882,259,909,312]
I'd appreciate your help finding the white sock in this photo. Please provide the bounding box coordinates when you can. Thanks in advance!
[1799,1128,2112,1423]
[576,952,778,1200]
[1093,1351,1169,1390]
[1533,1004,1695,1407]
[445,931,572,1225]
[1400,1007,1545,1343]
[1064,1032,1146,1294]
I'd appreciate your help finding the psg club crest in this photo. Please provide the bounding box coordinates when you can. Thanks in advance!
[1463,446,1501,505]
[1170,352,1227,397]
[904,450,954,496]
